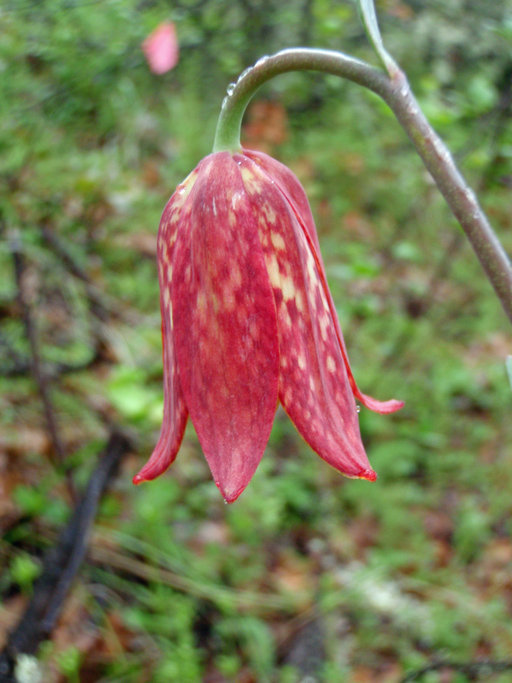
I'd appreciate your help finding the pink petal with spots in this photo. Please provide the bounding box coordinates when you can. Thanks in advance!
[171,153,279,503]
[245,149,403,416]
[142,22,179,74]
[133,177,198,484]
[237,154,374,480]
[245,149,321,254]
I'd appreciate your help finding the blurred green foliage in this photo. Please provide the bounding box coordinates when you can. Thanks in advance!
[1,0,511,681]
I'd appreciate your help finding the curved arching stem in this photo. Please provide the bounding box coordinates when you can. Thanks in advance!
[213,48,512,325]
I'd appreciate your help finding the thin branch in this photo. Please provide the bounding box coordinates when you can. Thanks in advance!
[10,236,77,502]
[0,430,132,682]
[212,48,512,324]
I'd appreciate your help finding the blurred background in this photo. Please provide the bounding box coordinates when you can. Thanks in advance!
[1,0,512,681]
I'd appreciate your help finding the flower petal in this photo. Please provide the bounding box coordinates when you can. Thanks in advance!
[133,175,198,484]
[238,155,374,480]
[245,149,403,415]
[142,22,179,74]
[245,149,322,254]
[171,153,279,502]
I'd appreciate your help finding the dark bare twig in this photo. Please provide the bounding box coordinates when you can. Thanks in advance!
[0,430,132,682]
[10,235,77,502]
[0,331,29,376]
[401,658,512,682]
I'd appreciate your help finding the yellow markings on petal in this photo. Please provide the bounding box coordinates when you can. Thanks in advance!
[326,355,336,373]
[169,211,180,226]
[281,276,296,302]
[258,227,269,247]
[231,191,243,211]
[263,250,308,320]
[169,307,174,330]
[319,313,329,342]
[163,287,170,307]
[266,253,281,288]
[241,167,263,194]
[158,243,168,264]
[280,303,292,328]
[172,169,198,210]
[198,287,231,320]
[305,251,321,292]
[297,352,306,370]
[167,264,173,282]
[262,203,277,224]
[270,231,285,251]
[295,290,305,313]
[228,210,237,227]
[280,355,288,368]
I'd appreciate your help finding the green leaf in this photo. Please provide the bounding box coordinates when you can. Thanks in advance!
[357,0,398,76]
[10,553,41,592]
[507,356,512,391]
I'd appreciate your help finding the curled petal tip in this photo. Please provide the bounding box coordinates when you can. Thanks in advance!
[357,392,405,415]
[380,398,405,414]
[360,468,378,482]
[132,473,145,485]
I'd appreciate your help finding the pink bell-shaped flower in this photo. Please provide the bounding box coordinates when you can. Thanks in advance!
[134,149,403,502]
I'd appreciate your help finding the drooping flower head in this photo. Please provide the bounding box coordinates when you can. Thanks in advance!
[134,149,403,502]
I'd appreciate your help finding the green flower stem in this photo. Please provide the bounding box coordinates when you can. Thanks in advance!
[212,48,389,153]
[213,48,512,325]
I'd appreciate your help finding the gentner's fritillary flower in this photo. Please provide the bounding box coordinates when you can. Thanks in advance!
[133,149,403,502]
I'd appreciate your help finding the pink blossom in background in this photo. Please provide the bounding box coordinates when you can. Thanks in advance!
[142,22,178,74]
